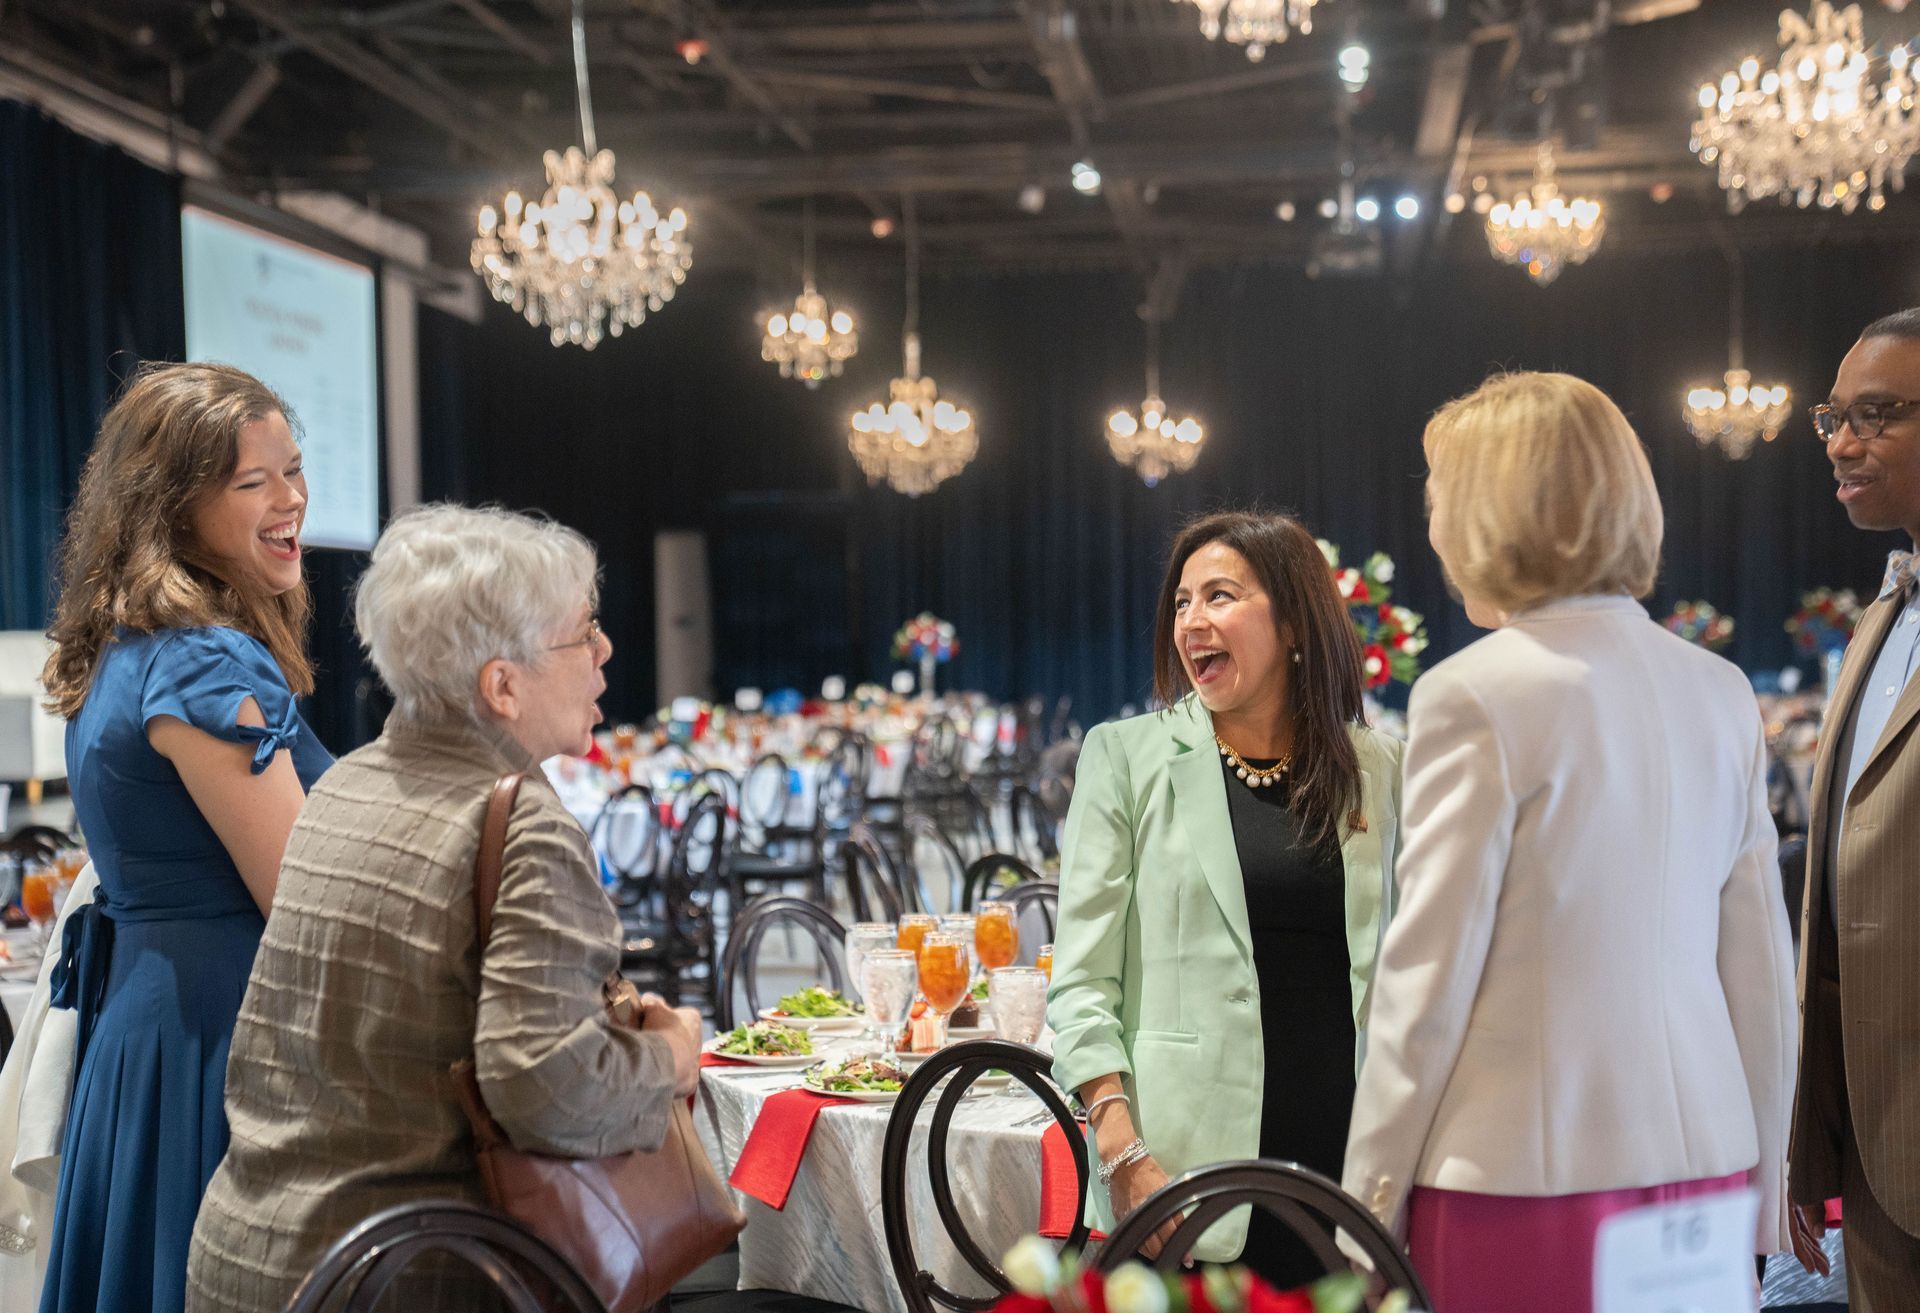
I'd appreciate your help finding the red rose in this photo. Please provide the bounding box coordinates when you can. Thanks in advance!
[1362,643,1392,689]
[1078,1268,1110,1313]
[1183,1273,1217,1313]
[993,1297,1054,1313]
[1378,603,1394,621]
[1243,1280,1314,1313]
[1351,581,1371,603]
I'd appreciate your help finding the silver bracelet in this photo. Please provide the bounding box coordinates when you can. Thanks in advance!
[1097,1137,1149,1184]
[1084,1093,1130,1126]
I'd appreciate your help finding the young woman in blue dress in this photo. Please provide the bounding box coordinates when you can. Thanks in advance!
[36,362,334,1313]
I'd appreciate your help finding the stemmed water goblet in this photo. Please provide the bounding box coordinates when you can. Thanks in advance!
[860,949,919,1057]
[844,921,897,1054]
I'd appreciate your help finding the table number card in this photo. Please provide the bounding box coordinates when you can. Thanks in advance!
[1594,1187,1760,1313]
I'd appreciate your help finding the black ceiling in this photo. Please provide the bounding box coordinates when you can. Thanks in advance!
[6,0,1920,288]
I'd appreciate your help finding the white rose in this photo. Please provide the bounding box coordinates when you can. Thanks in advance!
[1002,1235,1061,1297]
[1317,538,1340,567]
[1104,1263,1170,1313]
[1375,557,1395,582]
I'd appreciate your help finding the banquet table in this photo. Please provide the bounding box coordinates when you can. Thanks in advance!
[1,928,40,1029]
[694,1033,1064,1313]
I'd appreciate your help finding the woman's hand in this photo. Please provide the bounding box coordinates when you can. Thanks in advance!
[1107,1152,1181,1261]
[639,995,702,1098]
[1790,1203,1831,1277]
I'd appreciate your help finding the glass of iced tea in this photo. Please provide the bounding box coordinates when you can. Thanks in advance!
[976,900,1019,973]
[896,913,938,957]
[1035,943,1054,980]
[916,932,972,1048]
[20,860,57,952]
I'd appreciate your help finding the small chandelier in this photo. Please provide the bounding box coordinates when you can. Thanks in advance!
[847,204,978,497]
[1174,0,1325,61]
[1683,256,1792,459]
[1484,143,1607,285]
[1106,320,1205,487]
[761,201,858,387]
[471,0,691,348]
[1692,1,1920,214]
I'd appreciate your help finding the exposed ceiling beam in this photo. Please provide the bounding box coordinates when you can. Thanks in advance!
[733,18,1030,55]
[639,0,814,153]
[203,58,281,157]
[670,63,1060,113]
[448,0,554,66]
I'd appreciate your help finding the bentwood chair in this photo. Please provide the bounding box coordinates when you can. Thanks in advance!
[1000,879,1059,946]
[960,853,1043,911]
[880,1040,1091,1313]
[1007,785,1059,865]
[903,813,968,914]
[1096,1160,1432,1311]
[839,827,904,924]
[590,783,659,911]
[716,896,846,1031]
[282,1199,600,1313]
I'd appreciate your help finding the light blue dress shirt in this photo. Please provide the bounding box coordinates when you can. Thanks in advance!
[1826,576,1920,916]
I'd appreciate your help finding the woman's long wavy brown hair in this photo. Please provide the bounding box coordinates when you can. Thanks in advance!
[42,362,314,717]
[1152,510,1365,851]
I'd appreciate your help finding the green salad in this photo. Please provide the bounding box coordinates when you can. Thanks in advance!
[804,1057,906,1093]
[774,986,861,1018]
[970,980,989,1000]
[714,1021,813,1057]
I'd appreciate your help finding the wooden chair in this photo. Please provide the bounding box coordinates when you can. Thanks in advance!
[879,1039,1090,1313]
[282,1199,600,1313]
[1096,1160,1432,1310]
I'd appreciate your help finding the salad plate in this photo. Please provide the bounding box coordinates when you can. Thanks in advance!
[799,1057,908,1103]
[759,985,864,1031]
[705,1021,817,1068]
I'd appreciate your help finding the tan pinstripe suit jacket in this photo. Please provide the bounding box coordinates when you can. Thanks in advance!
[1788,587,1920,1230]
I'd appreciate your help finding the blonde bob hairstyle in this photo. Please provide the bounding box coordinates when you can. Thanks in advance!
[1424,371,1662,615]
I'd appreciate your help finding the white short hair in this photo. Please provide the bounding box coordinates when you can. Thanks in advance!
[355,504,599,721]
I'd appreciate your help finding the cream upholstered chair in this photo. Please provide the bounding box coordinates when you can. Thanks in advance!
[0,633,65,806]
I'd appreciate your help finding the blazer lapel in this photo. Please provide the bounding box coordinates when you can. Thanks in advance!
[1858,602,1920,784]
[1165,699,1251,956]
[1809,596,1901,864]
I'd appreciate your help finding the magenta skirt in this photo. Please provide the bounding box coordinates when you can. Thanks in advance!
[1406,1171,1753,1313]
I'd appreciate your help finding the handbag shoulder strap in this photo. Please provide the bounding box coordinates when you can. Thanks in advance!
[472,772,528,945]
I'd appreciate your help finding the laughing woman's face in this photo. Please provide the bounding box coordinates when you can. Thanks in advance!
[191,412,307,596]
[1172,540,1285,720]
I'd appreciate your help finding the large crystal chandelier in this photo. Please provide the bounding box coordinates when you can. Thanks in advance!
[847,206,977,496]
[1484,143,1607,285]
[1106,321,1205,487]
[1683,257,1792,459]
[1174,0,1325,61]
[1692,1,1920,213]
[761,202,857,387]
[471,0,690,348]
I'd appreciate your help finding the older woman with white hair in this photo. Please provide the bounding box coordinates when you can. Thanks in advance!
[184,504,702,1313]
[1341,373,1797,1312]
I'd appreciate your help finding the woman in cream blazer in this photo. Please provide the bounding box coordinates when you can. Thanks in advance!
[1342,373,1797,1313]
[1048,510,1403,1273]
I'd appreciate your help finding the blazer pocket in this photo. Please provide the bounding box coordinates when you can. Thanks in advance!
[1125,1028,1201,1047]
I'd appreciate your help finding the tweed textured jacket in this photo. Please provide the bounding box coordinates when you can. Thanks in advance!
[1789,586,1920,1232]
[185,712,681,1313]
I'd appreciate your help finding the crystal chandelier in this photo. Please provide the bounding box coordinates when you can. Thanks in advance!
[1682,257,1792,459]
[1691,1,1920,213]
[1174,0,1325,61]
[471,0,690,348]
[847,206,978,496]
[761,202,857,387]
[1106,321,1205,487]
[1484,143,1607,285]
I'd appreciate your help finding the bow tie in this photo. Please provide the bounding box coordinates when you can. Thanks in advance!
[1882,549,1919,602]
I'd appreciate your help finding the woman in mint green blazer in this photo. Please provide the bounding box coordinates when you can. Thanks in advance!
[1047,510,1403,1278]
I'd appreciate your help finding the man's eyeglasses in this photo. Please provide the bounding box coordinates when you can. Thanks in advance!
[549,615,603,651]
[1811,399,1920,442]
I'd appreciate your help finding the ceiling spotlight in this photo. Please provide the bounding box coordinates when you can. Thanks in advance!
[1318,197,1340,218]
[1472,191,1495,214]
[1355,196,1381,222]
[1018,184,1047,214]
[1070,160,1102,195]
[1394,194,1420,220]
[870,216,895,239]
[1338,43,1371,88]
[1276,199,1297,221]
[675,37,708,65]
[1444,192,1467,214]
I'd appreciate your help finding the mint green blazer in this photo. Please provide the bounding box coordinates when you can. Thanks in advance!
[1046,694,1405,1260]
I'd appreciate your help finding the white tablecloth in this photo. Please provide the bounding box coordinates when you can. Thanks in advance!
[694,1037,1059,1313]
[1,929,40,1030]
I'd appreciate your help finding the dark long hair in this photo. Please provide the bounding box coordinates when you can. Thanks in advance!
[43,362,314,717]
[1152,510,1365,850]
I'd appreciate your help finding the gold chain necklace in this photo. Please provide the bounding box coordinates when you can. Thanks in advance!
[1214,734,1291,790]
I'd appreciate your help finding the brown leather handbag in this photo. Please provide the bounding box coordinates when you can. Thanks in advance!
[450,773,746,1312]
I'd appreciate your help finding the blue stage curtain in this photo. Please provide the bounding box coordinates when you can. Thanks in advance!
[0,100,185,632]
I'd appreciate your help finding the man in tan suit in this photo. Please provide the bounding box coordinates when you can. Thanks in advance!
[1789,307,1920,1309]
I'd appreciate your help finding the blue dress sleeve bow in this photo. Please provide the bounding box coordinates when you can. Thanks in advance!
[139,626,303,773]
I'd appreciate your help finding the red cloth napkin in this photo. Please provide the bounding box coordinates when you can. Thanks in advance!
[729,1088,856,1209]
[700,1052,753,1069]
[1039,1121,1085,1239]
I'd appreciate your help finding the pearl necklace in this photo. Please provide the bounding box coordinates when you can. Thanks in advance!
[1215,734,1291,789]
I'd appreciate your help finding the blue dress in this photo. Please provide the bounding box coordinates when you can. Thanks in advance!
[40,627,332,1313]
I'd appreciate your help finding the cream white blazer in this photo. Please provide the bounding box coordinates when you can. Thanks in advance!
[1341,596,1797,1253]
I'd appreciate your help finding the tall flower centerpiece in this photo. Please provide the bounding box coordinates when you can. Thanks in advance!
[1662,600,1736,651]
[1318,540,1429,690]
[1787,586,1862,693]
[995,1235,1409,1313]
[894,612,959,698]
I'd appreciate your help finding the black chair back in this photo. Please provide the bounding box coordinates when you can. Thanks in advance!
[905,813,968,914]
[1008,785,1058,863]
[881,1039,1089,1313]
[282,1199,602,1313]
[717,896,848,1030]
[841,828,905,923]
[1,825,75,863]
[590,784,658,910]
[740,753,792,832]
[961,785,998,858]
[961,853,1043,911]
[818,735,869,830]
[1095,1160,1432,1310]
[1001,880,1058,945]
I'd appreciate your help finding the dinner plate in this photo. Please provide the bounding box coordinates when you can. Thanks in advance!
[701,1038,817,1069]
[945,1025,995,1041]
[799,1081,901,1104]
[758,1007,862,1032]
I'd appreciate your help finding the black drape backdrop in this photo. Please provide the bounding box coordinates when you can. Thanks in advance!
[422,239,1920,727]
